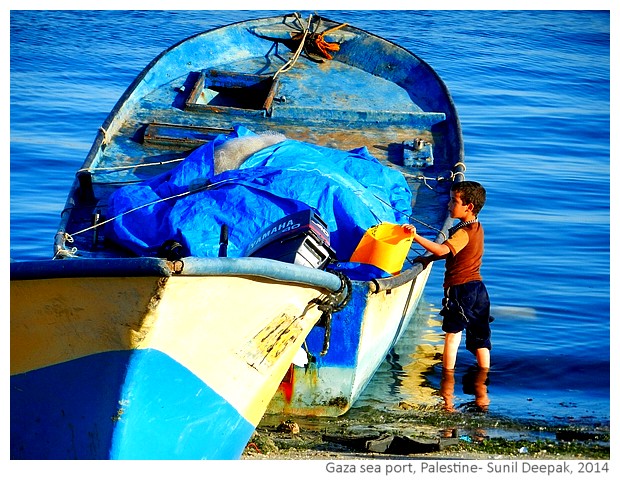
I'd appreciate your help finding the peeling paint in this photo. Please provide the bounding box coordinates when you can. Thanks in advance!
[238,313,304,373]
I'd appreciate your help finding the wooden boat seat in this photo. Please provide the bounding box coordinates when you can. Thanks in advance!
[143,122,234,148]
[182,69,447,129]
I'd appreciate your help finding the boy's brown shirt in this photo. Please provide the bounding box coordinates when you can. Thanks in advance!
[443,222,484,288]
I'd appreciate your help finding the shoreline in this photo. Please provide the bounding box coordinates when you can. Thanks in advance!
[241,408,610,461]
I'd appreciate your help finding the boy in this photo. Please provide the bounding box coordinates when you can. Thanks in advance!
[405,180,492,371]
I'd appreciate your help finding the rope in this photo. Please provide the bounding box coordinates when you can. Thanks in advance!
[309,269,352,356]
[99,127,110,145]
[401,161,466,191]
[53,243,78,258]
[320,269,353,314]
[273,14,348,79]
[370,193,444,239]
[77,157,185,174]
[273,13,312,79]
[453,161,466,181]
[58,177,238,249]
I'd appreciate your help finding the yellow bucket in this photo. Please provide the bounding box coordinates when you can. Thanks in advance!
[349,223,414,275]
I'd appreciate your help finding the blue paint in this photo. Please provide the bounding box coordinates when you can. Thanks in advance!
[304,282,368,367]
[11,349,254,460]
[11,351,129,459]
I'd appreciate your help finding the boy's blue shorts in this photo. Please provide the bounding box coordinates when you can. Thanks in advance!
[440,280,493,354]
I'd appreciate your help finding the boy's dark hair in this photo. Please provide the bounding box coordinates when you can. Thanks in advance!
[451,181,486,216]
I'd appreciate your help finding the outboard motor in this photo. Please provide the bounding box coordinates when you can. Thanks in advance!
[246,210,335,269]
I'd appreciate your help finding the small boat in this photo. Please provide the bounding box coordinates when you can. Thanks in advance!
[10,13,463,459]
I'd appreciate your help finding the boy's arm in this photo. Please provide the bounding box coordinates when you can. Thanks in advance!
[414,233,451,257]
[404,224,450,268]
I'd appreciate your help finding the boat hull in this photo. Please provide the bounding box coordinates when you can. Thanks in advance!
[11,349,254,459]
[10,262,334,459]
[267,265,432,416]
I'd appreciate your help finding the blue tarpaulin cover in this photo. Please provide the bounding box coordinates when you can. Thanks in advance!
[105,126,412,265]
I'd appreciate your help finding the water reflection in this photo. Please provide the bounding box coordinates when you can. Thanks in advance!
[357,297,493,414]
[440,367,490,413]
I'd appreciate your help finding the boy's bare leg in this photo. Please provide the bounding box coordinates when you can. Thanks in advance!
[442,331,462,370]
[439,368,456,412]
[475,347,490,369]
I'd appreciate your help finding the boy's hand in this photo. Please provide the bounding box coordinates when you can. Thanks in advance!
[403,224,416,235]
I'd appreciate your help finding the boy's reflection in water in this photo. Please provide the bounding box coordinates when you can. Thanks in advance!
[440,366,490,413]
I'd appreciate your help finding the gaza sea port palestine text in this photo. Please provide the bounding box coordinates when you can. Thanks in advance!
[325,460,610,475]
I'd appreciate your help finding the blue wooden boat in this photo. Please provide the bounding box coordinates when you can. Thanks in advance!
[10,13,463,459]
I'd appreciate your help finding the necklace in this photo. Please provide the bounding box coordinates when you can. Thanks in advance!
[448,218,478,237]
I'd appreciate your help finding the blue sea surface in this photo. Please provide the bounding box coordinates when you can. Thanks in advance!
[10,10,610,428]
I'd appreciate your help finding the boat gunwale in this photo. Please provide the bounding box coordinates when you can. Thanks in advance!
[10,256,344,293]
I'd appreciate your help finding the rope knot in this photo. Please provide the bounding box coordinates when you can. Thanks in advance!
[309,270,352,356]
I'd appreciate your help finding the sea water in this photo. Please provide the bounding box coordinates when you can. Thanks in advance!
[10,10,610,428]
